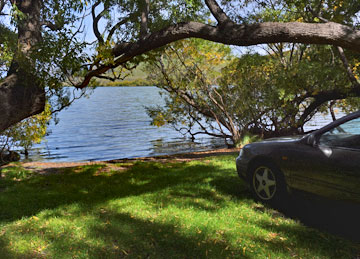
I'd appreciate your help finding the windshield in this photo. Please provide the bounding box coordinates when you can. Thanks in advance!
[319,117,360,149]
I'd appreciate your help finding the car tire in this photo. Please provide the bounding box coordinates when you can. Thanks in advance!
[249,162,288,205]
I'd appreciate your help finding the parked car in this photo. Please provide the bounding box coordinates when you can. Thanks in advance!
[236,111,360,204]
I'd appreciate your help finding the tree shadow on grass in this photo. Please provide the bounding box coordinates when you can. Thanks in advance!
[0,162,242,223]
[219,178,360,257]
[251,220,356,259]
[85,211,251,258]
[0,160,358,258]
[0,160,252,258]
[272,193,360,243]
[1,208,253,258]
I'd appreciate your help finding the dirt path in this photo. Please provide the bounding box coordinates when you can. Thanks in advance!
[14,148,240,172]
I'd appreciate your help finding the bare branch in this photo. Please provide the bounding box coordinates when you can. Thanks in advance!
[204,0,233,25]
[188,113,232,139]
[91,1,105,44]
[289,43,298,65]
[50,89,87,114]
[40,21,63,31]
[336,46,359,85]
[300,86,360,124]
[94,69,129,82]
[329,100,337,121]
[306,4,329,22]
[106,17,131,42]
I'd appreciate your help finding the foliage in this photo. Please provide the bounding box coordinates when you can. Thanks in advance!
[238,133,261,147]
[0,0,91,109]
[146,37,360,145]
[146,39,239,144]
[0,103,52,155]
[0,156,358,258]
[221,0,360,25]
[0,0,96,152]
[221,44,359,134]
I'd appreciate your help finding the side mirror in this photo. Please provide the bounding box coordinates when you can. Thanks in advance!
[306,133,317,146]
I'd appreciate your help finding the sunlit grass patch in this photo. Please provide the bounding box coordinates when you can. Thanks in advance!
[0,155,358,258]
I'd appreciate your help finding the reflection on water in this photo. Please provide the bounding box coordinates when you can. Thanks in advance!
[149,137,226,156]
[27,86,345,162]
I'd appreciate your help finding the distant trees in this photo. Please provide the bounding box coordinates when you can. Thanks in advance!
[146,39,360,146]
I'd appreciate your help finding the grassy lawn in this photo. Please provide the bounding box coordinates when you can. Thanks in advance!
[0,155,358,258]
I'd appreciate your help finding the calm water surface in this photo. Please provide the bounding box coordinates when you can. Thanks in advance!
[29,87,224,162]
[28,86,342,162]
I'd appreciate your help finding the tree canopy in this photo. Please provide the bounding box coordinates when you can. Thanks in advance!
[1,0,360,132]
[145,38,360,146]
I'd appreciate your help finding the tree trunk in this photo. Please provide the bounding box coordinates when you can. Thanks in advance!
[0,0,45,132]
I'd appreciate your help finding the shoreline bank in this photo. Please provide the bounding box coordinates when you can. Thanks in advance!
[5,147,240,171]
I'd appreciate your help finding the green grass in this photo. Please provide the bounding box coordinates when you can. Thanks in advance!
[0,156,358,258]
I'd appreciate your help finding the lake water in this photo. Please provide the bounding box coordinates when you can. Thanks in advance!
[29,87,225,162]
[27,86,340,162]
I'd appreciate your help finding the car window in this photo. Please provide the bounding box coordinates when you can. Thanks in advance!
[319,117,360,149]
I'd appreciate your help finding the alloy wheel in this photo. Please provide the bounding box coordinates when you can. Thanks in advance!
[253,166,277,200]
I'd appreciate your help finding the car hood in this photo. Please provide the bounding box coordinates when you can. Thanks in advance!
[261,135,304,143]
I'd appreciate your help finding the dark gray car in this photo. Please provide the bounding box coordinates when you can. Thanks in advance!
[236,111,360,204]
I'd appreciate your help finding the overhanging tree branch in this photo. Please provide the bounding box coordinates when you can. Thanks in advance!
[78,20,360,89]
[299,86,360,125]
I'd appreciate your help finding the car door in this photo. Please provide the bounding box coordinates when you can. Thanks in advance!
[319,146,360,202]
[289,117,360,202]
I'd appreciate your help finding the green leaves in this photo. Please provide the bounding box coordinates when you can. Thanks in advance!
[1,103,52,153]
[9,3,27,25]
[146,37,359,143]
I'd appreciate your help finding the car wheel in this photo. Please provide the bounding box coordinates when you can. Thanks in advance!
[249,162,287,204]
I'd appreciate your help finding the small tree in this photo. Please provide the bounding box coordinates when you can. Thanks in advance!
[146,39,360,146]
[0,103,51,160]
[146,39,242,145]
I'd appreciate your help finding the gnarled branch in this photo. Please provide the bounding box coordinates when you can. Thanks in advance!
[78,20,360,89]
